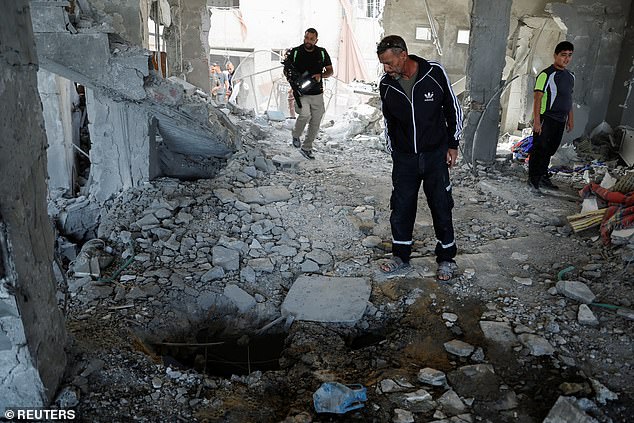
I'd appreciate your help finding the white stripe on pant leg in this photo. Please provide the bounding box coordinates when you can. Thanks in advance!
[393,239,413,245]
[437,239,455,249]
[446,183,452,191]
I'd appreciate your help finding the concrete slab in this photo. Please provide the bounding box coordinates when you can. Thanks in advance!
[281,276,371,323]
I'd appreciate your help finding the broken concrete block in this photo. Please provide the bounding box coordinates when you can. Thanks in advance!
[272,155,300,170]
[556,280,596,304]
[254,156,270,172]
[443,339,475,357]
[239,186,291,204]
[59,201,101,240]
[578,304,599,326]
[167,76,198,95]
[543,396,599,423]
[223,284,256,313]
[212,246,240,271]
[417,368,447,386]
[518,333,555,356]
[479,321,519,347]
[281,276,371,323]
[30,1,73,32]
[266,110,285,121]
[146,79,184,106]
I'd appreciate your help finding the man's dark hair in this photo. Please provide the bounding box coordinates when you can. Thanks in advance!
[305,28,318,38]
[377,35,408,55]
[555,41,574,54]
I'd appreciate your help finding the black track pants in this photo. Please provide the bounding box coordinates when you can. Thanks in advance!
[390,149,457,264]
[528,115,565,185]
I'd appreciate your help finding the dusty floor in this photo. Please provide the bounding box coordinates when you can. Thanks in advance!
[56,113,633,422]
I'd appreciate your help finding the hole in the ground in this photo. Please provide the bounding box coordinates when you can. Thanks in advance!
[152,328,286,378]
[345,331,387,350]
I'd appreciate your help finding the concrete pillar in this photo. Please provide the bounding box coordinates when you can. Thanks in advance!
[164,0,211,92]
[37,69,81,195]
[462,0,512,163]
[0,0,67,408]
[85,89,153,202]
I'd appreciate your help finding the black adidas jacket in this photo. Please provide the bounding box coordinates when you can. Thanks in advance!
[379,55,463,154]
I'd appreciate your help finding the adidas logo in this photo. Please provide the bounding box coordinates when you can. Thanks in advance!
[424,92,434,101]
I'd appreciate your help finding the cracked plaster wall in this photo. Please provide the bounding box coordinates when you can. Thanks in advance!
[606,2,634,128]
[547,0,632,138]
[164,0,211,92]
[0,0,67,408]
[86,89,153,202]
[382,0,470,82]
[37,69,80,194]
[501,14,564,134]
[84,0,147,45]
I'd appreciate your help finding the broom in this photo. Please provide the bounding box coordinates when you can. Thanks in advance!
[567,208,608,232]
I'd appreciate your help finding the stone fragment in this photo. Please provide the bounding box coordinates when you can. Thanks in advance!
[223,284,256,313]
[212,246,240,271]
[555,280,596,304]
[417,368,447,386]
[518,333,555,356]
[577,304,599,326]
[443,339,475,357]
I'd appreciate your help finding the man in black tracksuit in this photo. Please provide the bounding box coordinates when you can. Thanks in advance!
[376,35,463,281]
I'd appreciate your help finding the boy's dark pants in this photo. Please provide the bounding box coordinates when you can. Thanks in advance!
[390,149,457,264]
[529,115,565,186]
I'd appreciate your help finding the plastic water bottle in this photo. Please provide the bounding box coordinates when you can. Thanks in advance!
[312,382,367,414]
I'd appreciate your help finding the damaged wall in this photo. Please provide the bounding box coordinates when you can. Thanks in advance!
[606,2,634,128]
[0,0,67,408]
[37,69,81,195]
[547,0,632,140]
[501,0,563,134]
[382,0,470,82]
[30,2,239,201]
[85,89,153,202]
[164,0,211,91]
[82,0,148,46]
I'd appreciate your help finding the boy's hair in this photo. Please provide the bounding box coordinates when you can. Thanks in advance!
[305,28,318,38]
[555,41,574,54]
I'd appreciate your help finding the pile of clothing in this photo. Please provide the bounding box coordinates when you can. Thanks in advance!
[511,135,533,162]
[580,174,634,244]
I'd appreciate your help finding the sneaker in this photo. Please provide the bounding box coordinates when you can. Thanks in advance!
[292,137,301,148]
[300,149,315,160]
[540,177,559,190]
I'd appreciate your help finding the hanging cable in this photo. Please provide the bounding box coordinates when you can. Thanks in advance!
[423,0,442,56]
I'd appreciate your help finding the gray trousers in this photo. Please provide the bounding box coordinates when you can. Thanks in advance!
[292,93,325,151]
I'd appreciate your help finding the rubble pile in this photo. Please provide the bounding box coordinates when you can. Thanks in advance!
[53,107,632,422]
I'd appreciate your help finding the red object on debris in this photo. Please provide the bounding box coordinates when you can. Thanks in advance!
[580,183,634,244]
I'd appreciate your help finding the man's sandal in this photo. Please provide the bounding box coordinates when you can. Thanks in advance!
[379,257,411,274]
[437,261,458,281]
